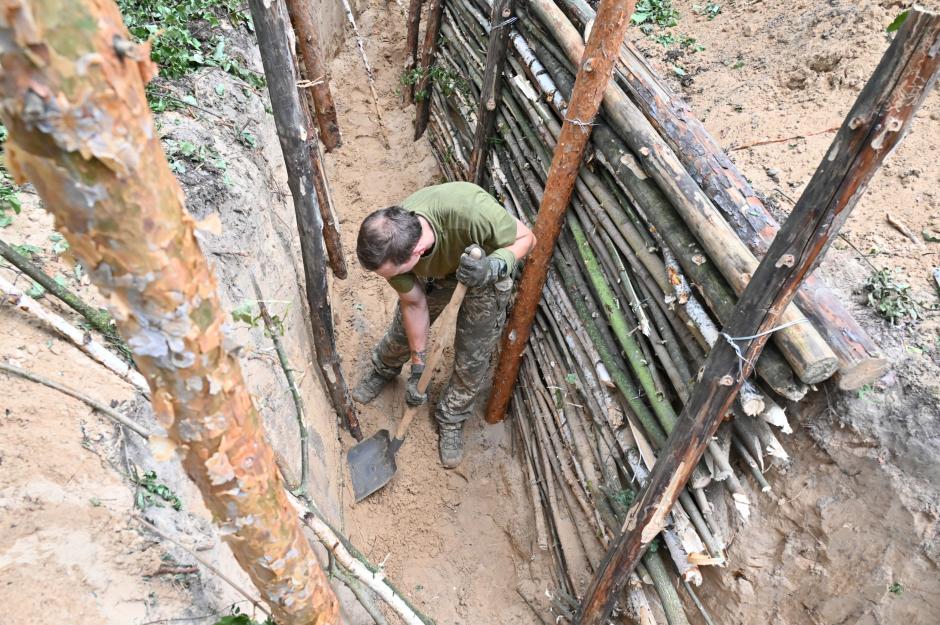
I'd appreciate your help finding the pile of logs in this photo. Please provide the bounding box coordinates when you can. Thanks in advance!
[410,0,893,622]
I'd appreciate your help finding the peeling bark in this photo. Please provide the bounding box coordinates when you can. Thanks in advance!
[0,2,341,623]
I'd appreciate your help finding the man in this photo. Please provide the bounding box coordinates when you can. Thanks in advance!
[353,181,536,468]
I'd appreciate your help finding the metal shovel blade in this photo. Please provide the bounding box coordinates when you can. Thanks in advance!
[348,428,399,502]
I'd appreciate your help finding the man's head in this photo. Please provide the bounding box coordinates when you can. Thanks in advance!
[357,206,424,279]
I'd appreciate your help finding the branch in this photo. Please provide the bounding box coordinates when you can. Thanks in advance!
[0,274,148,393]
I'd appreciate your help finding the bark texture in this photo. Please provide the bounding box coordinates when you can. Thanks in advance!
[485,0,636,424]
[0,1,343,623]
[574,9,940,625]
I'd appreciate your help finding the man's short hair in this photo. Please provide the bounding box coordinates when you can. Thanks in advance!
[356,206,422,271]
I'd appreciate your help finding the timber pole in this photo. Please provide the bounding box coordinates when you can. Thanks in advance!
[413,0,445,140]
[573,9,940,625]
[247,0,362,441]
[0,1,344,624]
[468,0,515,185]
[484,0,636,424]
[404,0,425,105]
[285,0,342,151]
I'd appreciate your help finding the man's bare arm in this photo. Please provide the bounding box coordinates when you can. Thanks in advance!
[506,216,536,263]
[398,283,429,366]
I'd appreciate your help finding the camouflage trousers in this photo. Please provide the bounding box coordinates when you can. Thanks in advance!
[371,275,513,426]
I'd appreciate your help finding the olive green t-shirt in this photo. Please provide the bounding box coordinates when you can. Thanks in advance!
[387,182,518,293]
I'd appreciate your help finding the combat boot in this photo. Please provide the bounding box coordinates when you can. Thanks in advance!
[438,423,464,469]
[351,367,394,404]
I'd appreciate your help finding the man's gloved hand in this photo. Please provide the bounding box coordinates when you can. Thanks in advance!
[405,363,428,407]
[457,245,506,288]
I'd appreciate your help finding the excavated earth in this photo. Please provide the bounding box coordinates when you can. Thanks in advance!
[0,1,937,625]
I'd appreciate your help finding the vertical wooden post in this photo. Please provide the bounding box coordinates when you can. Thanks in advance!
[484,0,636,424]
[413,0,444,140]
[404,0,425,105]
[247,0,362,440]
[574,10,940,625]
[0,1,344,623]
[468,0,515,185]
[285,0,343,151]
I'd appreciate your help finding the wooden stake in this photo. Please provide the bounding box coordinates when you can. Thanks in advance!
[484,0,636,424]
[573,10,940,624]
[413,0,445,140]
[247,0,361,441]
[468,0,515,184]
[404,0,425,105]
[0,1,345,622]
[285,0,342,151]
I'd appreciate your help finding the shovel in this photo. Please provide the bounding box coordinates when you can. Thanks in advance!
[348,247,483,502]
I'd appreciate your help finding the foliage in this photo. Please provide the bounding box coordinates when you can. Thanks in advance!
[212,605,274,625]
[863,268,921,326]
[401,65,470,102]
[887,10,909,33]
[631,0,680,31]
[134,470,183,511]
[889,581,903,595]
[117,0,264,89]
[232,300,286,337]
[165,139,228,175]
[49,233,69,256]
[0,123,21,229]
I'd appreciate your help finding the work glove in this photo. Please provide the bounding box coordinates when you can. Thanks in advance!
[405,363,428,407]
[456,245,506,288]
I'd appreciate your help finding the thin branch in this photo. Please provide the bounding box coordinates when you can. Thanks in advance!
[0,361,151,438]
[136,517,272,619]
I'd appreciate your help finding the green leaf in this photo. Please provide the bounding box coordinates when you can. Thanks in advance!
[50,233,70,255]
[922,228,940,243]
[565,372,578,385]
[26,281,45,298]
[215,83,226,96]
[0,214,11,228]
[231,301,258,327]
[886,10,909,33]
[13,243,42,258]
[672,65,687,77]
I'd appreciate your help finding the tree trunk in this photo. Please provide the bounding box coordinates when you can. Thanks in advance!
[528,0,839,385]
[574,10,940,624]
[0,1,344,623]
[247,0,361,440]
[614,41,888,390]
[468,0,515,185]
[485,0,637,424]
[285,0,342,151]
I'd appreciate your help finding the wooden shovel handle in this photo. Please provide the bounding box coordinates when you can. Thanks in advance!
[393,247,482,441]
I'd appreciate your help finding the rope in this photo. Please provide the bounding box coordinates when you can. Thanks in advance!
[721,319,806,380]
[565,116,597,128]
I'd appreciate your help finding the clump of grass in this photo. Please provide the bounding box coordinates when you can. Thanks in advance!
[864,268,921,326]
